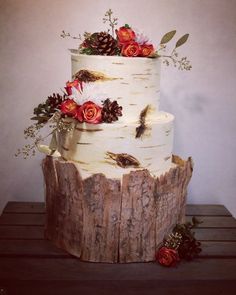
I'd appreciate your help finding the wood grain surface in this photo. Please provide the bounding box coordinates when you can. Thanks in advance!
[0,202,236,295]
[41,155,193,262]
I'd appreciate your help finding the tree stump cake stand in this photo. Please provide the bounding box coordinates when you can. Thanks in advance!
[42,155,193,263]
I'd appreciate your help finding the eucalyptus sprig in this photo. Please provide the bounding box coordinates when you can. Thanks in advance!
[102,9,118,37]
[157,31,192,70]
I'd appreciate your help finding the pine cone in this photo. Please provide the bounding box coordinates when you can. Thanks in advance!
[163,232,183,250]
[33,93,65,118]
[32,93,65,124]
[102,99,123,123]
[85,32,119,56]
[47,93,65,112]
[178,237,202,260]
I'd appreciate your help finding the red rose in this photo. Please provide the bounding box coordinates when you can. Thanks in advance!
[65,79,82,96]
[121,42,140,57]
[156,246,180,267]
[116,26,136,45]
[60,99,78,116]
[75,101,102,124]
[139,44,155,57]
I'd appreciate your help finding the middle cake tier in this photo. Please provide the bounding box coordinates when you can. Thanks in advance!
[57,111,174,179]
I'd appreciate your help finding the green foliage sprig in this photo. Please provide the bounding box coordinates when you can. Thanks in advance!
[102,9,118,37]
[157,30,192,70]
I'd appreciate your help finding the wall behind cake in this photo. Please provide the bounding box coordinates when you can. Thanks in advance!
[0,0,236,216]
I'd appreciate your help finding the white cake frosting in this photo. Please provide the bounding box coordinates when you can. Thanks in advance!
[71,53,161,123]
[56,53,175,179]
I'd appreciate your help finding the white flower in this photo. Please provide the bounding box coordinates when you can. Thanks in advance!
[69,82,107,106]
[134,29,151,45]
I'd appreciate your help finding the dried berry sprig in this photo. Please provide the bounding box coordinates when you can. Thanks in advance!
[102,9,118,37]
[162,50,192,70]
[16,113,61,159]
[60,30,82,40]
[15,128,57,159]
[23,123,44,140]
[61,30,92,51]
[57,119,74,133]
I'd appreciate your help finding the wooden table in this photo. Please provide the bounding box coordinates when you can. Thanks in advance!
[0,202,236,295]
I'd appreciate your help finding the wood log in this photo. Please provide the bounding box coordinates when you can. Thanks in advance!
[42,155,193,263]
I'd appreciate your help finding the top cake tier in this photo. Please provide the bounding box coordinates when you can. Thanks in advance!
[71,52,161,123]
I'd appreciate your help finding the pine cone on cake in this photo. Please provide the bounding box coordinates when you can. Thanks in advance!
[32,93,65,124]
[84,32,119,56]
[102,99,123,123]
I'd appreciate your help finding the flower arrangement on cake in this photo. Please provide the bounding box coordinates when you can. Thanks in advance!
[16,9,191,159]
[61,9,191,70]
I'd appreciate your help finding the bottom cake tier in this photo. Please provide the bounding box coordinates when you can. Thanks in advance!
[56,111,174,179]
[42,155,193,263]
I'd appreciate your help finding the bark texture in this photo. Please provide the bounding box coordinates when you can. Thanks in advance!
[42,155,193,263]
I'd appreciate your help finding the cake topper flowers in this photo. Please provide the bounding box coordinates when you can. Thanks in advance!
[61,9,192,70]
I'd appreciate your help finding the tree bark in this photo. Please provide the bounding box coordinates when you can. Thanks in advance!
[42,155,193,263]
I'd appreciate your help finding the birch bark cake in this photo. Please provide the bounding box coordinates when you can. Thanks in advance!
[20,13,193,262]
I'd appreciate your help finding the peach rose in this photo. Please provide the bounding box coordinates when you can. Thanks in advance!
[139,44,155,57]
[60,99,78,116]
[156,247,180,267]
[116,26,136,45]
[76,101,102,124]
[121,42,140,57]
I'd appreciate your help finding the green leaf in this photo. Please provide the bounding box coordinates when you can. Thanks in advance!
[160,30,176,44]
[30,116,50,124]
[175,33,189,48]
[80,47,93,55]
[124,24,131,29]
